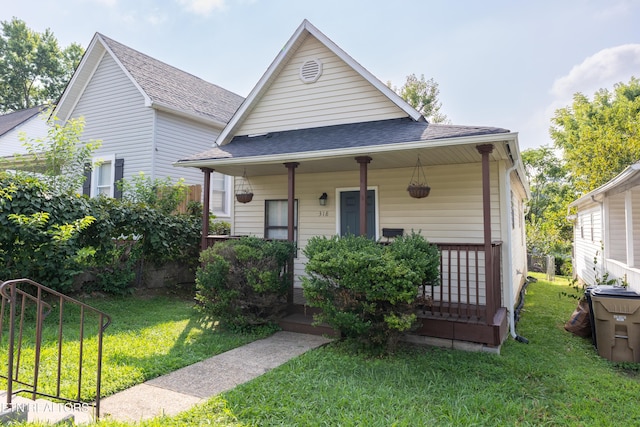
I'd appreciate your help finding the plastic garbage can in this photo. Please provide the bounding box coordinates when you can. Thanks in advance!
[590,286,640,362]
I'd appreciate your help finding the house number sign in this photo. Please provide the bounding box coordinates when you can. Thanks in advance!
[318,210,329,217]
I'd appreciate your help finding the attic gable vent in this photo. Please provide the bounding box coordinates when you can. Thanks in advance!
[299,59,323,83]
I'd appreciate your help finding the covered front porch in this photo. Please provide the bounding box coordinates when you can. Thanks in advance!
[192,136,515,347]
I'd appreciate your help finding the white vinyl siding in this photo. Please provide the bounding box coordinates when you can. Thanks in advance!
[633,188,640,266]
[237,36,407,136]
[608,193,625,262]
[68,53,154,182]
[573,203,602,286]
[232,161,503,288]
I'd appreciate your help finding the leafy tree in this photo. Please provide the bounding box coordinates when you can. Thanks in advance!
[0,17,84,112]
[118,172,188,215]
[14,111,101,194]
[550,76,640,194]
[389,73,448,123]
[522,146,576,273]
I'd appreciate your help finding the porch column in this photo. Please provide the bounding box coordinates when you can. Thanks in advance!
[284,162,299,242]
[625,190,634,267]
[200,168,213,251]
[355,156,372,236]
[476,144,495,320]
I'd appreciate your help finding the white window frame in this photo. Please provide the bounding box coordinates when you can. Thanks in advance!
[211,173,232,217]
[91,154,115,198]
[265,199,299,241]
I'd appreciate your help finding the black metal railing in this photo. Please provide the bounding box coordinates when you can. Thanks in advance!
[0,278,111,419]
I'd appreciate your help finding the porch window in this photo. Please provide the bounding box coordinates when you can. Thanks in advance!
[265,199,298,241]
[211,173,230,216]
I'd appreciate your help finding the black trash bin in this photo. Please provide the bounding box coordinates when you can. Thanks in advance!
[590,286,640,362]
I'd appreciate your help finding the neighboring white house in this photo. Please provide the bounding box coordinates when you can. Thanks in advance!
[176,20,530,348]
[569,162,640,293]
[53,33,244,218]
[0,106,49,158]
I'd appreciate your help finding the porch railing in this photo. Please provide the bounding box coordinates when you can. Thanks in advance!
[204,236,503,325]
[421,242,502,323]
[0,278,111,419]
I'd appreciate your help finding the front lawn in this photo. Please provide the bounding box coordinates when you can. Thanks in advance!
[96,274,640,426]
[0,294,274,400]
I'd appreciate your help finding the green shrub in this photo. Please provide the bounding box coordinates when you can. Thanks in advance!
[302,233,439,353]
[195,237,296,329]
[0,171,201,293]
[0,171,95,290]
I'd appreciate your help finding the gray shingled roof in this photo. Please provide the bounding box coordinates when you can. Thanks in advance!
[179,118,510,162]
[0,106,45,137]
[99,34,244,124]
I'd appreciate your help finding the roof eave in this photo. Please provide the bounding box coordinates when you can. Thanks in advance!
[569,162,640,208]
[176,131,518,169]
[150,101,227,129]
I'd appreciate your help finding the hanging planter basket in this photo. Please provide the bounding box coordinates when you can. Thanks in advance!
[236,169,254,203]
[236,191,254,203]
[407,156,431,199]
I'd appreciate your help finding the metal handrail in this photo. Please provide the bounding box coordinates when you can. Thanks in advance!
[0,278,111,419]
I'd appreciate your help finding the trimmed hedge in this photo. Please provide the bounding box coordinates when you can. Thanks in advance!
[302,233,440,352]
[195,237,296,329]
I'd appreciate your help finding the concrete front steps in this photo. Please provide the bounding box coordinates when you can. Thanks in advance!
[0,392,94,425]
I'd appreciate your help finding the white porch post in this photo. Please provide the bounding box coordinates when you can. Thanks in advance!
[625,190,635,267]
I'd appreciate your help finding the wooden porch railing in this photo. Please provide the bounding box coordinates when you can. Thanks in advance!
[421,242,502,324]
[204,236,503,325]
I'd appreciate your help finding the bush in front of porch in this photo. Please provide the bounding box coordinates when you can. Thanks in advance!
[302,233,439,353]
[195,237,296,330]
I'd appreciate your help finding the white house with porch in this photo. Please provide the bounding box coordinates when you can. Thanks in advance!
[569,162,640,292]
[176,20,529,349]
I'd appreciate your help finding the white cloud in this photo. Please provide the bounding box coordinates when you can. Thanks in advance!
[522,44,640,150]
[551,44,640,102]
[86,0,118,6]
[176,0,226,15]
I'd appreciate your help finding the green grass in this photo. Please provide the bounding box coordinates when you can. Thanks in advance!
[0,294,274,402]
[95,274,640,426]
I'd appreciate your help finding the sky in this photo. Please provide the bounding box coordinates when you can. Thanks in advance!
[2,0,639,150]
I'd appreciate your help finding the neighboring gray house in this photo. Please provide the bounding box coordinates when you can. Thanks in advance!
[0,106,49,158]
[53,33,244,217]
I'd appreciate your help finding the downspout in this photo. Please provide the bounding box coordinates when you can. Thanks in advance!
[504,154,528,343]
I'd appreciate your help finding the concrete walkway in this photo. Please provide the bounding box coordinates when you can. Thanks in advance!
[99,331,332,423]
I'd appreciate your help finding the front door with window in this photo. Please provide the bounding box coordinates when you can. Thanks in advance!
[340,190,375,239]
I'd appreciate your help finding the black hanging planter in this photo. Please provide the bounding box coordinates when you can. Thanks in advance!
[236,169,254,203]
[407,156,431,199]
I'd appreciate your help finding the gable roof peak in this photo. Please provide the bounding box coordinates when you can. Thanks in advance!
[215,19,423,146]
[54,32,244,127]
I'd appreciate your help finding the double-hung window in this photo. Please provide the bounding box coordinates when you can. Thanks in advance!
[211,173,231,216]
[92,155,115,197]
[84,155,123,198]
[265,199,298,241]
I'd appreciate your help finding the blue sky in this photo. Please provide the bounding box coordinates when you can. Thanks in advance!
[3,0,639,150]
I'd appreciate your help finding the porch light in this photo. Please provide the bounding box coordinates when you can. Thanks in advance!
[319,192,328,206]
